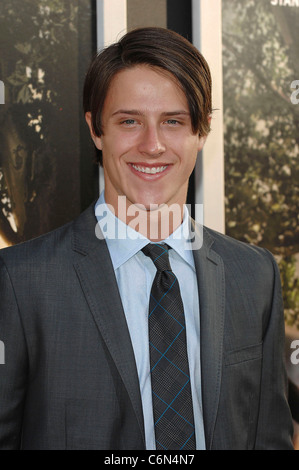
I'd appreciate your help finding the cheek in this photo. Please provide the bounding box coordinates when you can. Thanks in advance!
[179,140,199,171]
[102,133,135,158]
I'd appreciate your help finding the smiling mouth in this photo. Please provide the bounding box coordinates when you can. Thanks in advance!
[130,164,168,174]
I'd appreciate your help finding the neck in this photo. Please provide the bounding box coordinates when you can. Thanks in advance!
[107,195,185,241]
[127,203,184,241]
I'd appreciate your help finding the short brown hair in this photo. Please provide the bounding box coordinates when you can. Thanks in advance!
[83,27,212,164]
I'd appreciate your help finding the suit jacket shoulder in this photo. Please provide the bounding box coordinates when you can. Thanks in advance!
[201,225,278,296]
[0,203,100,268]
[203,224,275,265]
[0,202,145,450]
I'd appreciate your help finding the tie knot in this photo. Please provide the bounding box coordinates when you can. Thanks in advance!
[142,243,172,272]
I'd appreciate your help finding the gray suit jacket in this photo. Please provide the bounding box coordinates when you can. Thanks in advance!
[0,203,294,449]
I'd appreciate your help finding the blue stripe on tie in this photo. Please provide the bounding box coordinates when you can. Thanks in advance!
[152,244,168,264]
[180,431,195,450]
[149,293,184,329]
[150,327,184,372]
[153,390,195,428]
[155,440,167,450]
[148,273,177,318]
[149,340,189,379]
[153,379,194,427]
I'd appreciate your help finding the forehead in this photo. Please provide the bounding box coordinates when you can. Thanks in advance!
[103,65,188,111]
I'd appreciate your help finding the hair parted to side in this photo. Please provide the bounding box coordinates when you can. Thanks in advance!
[83,27,212,165]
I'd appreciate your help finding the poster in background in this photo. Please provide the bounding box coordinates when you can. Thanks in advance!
[222,0,299,444]
[0,0,98,248]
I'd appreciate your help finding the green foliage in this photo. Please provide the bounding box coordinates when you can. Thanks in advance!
[0,0,95,242]
[0,0,79,130]
[222,0,299,326]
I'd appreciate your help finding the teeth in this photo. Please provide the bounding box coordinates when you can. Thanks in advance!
[132,164,168,174]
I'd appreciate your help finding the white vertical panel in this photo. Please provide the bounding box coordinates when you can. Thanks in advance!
[96,0,127,193]
[192,0,225,233]
[0,80,4,104]
[96,0,127,47]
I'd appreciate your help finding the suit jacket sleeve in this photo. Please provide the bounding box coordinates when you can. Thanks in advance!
[255,249,293,449]
[0,257,28,449]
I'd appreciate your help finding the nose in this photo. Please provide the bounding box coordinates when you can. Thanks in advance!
[138,125,166,156]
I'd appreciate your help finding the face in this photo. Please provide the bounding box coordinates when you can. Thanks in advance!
[86,65,206,215]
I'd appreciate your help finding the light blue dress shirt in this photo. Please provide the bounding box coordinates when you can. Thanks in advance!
[95,192,206,450]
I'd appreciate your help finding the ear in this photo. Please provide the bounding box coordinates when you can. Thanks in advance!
[197,115,211,151]
[197,134,207,152]
[85,112,103,150]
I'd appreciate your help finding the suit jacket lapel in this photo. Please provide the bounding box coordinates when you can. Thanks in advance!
[71,204,145,444]
[192,224,225,450]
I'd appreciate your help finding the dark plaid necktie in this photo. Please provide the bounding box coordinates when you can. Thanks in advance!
[142,243,196,450]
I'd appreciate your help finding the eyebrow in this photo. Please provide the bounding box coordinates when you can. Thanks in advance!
[163,111,190,117]
[111,109,190,117]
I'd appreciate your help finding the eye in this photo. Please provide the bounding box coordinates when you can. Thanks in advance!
[121,119,137,125]
[165,119,180,125]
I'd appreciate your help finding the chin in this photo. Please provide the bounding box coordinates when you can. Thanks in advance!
[134,200,165,212]
[141,191,171,207]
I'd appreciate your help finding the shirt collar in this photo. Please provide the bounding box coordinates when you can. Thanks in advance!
[95,192,195,271]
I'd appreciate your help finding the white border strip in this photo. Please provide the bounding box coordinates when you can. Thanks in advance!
[96,0,127,193]
[192,0,225,233]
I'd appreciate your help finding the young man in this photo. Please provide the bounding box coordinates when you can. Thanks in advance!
[0,27,294,450]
